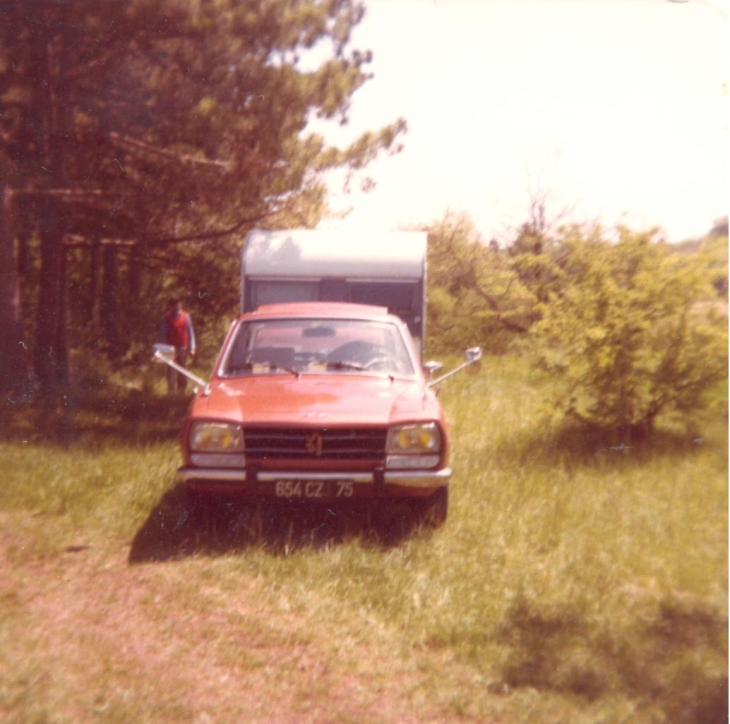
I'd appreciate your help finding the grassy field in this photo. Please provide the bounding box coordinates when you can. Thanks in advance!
[0,356,726,723]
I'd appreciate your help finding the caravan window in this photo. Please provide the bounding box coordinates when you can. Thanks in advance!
[350,282,417,314]
[252,281,318,308]
[350,282,422,343]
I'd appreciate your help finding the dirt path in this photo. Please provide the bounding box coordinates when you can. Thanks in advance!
[0,512,488,724]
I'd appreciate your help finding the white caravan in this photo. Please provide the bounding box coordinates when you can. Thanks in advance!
[241,228,428,357]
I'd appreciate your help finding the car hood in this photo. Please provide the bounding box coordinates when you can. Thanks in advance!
[189,374,441,426]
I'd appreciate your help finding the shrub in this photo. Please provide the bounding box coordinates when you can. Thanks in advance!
[533,227,728,438]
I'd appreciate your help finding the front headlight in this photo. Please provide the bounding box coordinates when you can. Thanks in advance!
[189,421,244,452]
[386,423,442,469]
[387,423,441,453]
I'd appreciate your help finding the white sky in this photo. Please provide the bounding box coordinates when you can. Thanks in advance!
[317,0,729,242]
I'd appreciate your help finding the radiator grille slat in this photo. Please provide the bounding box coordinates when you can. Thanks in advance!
[244,427,386,461]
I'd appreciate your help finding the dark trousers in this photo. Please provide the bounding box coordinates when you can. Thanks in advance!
[167,347,189,394]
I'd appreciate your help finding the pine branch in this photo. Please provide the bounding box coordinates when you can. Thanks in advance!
[62,209,271,250]
[107,132,232,169]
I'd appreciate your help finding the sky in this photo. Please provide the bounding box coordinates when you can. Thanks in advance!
[316,0,729,243]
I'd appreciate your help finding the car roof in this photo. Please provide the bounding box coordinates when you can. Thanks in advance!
[242,302,392,320]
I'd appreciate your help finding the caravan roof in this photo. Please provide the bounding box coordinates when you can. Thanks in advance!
[243,229,426,279]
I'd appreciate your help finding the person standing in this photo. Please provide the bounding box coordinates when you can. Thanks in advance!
[159,296,196,394]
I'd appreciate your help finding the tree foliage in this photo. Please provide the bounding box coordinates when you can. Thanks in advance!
[425,204,726,438]
[0,0,406,394]
[533,227,728,438]
[425,212,538,354]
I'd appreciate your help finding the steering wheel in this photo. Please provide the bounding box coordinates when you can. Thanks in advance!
[364,353,396,371]
[328,341,395,370]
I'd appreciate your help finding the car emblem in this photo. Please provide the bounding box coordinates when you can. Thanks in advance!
[305,432,324,457]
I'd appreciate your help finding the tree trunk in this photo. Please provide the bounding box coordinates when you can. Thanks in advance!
[0,187,33,398]
[34,197,69,391]
[101,244,120,359]
[26,6,72,392]
[16,202,32,277]
[128,243,141,302]
[90,239,102,330]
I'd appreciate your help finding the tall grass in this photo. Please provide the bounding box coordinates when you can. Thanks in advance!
[1,356,726,723]
[252,357,727,722]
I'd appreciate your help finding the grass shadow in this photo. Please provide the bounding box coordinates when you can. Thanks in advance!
[495,594,728,724]
[128,484,427,563]
[1,387,192,447]
[488,417,726,473]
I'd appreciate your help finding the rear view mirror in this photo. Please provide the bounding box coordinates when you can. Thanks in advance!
[303,326,336,338]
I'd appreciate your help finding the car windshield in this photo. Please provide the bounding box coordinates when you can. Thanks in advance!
[221,318,416,378]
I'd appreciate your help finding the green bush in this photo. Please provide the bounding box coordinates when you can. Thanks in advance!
[425,212,539,355]
[533,228,728,438]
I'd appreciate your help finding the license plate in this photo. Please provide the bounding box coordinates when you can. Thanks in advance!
[274,480,354,500]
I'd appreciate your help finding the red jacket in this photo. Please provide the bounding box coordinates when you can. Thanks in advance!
[161,310,195,350]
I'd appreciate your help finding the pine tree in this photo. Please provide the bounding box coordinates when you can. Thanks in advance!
[0,0,405,393]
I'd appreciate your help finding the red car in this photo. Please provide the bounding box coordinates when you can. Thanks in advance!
[174,302,474,526]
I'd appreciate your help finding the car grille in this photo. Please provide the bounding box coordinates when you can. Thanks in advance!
[244,427,387,461]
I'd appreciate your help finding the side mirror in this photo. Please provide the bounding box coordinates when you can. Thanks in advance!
[153,343,175,360]
[426,346,483,387]
[464,347,482,376]
[466,347,482,363]
[152,343,210,391]
[423,360,443,381]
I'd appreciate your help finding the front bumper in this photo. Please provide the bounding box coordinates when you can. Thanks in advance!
[177,465,451,497]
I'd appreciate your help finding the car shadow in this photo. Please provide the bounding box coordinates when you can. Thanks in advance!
[128,484,427,563]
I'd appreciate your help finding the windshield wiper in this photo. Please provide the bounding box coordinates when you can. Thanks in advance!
[326,360,366,371]
[226,362,300,378]
[226,362,253,374]
[269,364,301,378]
